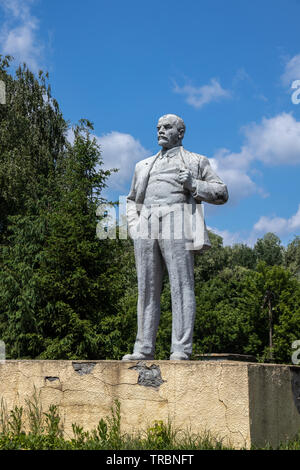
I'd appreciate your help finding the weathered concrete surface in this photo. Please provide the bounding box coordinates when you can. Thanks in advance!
[0,360,299,449]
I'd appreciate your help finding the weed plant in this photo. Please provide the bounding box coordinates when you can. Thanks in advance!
[0,396,299,450]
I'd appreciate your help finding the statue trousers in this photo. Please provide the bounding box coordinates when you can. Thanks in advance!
[133,236,196,357]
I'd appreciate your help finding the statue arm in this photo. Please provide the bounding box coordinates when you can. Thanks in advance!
[191,156,228,205]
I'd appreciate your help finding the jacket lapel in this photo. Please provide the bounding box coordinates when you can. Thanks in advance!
[136,151,160,203]
[179,147,199,178]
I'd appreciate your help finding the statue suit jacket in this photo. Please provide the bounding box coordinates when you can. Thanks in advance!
[126,147,228,252]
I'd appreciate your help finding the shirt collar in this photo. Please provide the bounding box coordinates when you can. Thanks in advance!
[159,145,182,159]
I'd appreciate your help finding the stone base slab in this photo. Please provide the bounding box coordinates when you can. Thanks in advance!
[0,360,299,449]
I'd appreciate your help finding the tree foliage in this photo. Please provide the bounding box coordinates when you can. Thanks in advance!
[254,233,284,266]
[284,236,300,279]
[0,58,121,359]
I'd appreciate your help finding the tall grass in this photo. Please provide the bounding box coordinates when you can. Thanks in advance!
[0,396,299,450]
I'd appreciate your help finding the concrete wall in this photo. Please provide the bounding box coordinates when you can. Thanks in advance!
[0,360,299,449]
[248,364,300,448]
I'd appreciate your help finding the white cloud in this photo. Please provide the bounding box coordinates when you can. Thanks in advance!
[66,128,149,193]
[173,78,231,109]
[210,205,300,248]
[96,131,149,192]
[226,112,300,168]
[281,54,300,87]
[208,227,243,246]
[209,149,258,206]
[208,224,261,247]
[209,112,300,206]
[66,128,150,194]
[243,113,300,165]
[253,204,300,236]
[0,0,43,71]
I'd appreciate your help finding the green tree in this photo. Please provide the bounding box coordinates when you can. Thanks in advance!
[0,60,133,359]
[193,259,300,363]
[255,261,300,363]
[0,56,67,237]
[254,233,284,266]
[0,120,119,359]
[193,266,263,356]
[226,243,257,270]
[194,231,229,283]
[284,236,300,279]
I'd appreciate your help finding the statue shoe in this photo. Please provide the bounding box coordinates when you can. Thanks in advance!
[169,352,190,360]
[122,353,154,361]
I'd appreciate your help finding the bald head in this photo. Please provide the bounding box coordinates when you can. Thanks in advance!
[157,114,186,150]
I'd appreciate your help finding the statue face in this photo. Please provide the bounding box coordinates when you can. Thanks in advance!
[157,116,183,150]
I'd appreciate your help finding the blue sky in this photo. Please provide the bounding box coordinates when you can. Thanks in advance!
[1,0,300,246]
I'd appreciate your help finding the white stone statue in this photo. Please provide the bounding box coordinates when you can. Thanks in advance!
[122,114,228,361]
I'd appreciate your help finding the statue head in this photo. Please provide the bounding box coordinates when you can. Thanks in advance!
[157,114,186,150]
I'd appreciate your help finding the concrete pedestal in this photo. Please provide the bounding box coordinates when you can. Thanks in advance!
[0,360,299,449]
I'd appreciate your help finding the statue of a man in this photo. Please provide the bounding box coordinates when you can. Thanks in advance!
[122,114,228,361]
